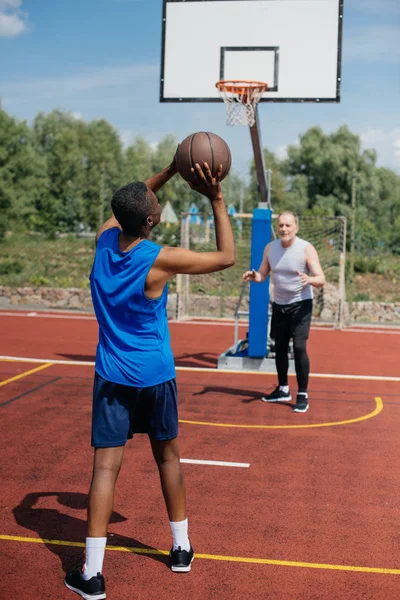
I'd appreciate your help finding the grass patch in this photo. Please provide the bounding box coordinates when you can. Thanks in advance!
[0,235,399,302]
[0,234,95,288]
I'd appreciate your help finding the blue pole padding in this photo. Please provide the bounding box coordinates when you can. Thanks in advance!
[248,208,272,358]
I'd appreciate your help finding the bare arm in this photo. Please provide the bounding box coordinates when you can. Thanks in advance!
[145,163,235,296]
[297,244,326,288]
[144,159,177,193]
[242,243,271,283]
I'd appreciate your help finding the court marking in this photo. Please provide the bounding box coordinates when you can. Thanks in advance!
[1,356,399,383]
[0,377,61,408]
[179,397,383,429]
[1,311,399,335]
[0,363,54,387]
[0,535,398,575]
[180,458,250,468]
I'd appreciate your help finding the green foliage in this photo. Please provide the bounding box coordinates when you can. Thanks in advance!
[0,103,398,263]
[0,107,49,236]
[0,234,95,288]
[153,223,180,247]
[0,259,23,275]
[353,292,370,301]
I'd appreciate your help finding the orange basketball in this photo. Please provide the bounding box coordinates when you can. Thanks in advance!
[175,131,231,184]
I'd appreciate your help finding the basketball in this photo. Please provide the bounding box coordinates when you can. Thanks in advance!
[175,132,231,184]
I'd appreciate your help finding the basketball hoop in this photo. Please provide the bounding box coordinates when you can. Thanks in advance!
[216,80,268,127]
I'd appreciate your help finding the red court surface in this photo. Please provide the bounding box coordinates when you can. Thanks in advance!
[1,310,399,600]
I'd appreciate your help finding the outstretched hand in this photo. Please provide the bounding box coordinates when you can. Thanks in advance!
[242,269,261,283]
[187,162,223,201]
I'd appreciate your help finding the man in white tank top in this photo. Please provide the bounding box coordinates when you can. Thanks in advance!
[242,211,325,413]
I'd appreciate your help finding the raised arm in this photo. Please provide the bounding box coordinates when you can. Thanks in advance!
[242,243,271,283]
[157,163,234,275]
[145,162,235,297]
[297,244,326,288]
[144,157,177,193]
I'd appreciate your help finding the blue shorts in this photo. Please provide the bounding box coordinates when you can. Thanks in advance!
[91,372,178,448]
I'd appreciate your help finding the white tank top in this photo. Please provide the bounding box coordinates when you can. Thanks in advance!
[268,237,313,305]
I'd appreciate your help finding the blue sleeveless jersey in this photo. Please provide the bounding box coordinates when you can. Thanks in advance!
[90,228,175,387]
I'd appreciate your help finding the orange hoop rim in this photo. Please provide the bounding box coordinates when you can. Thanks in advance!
[216,80,268,94]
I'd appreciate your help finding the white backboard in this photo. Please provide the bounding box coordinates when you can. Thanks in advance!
[160,0,344,103]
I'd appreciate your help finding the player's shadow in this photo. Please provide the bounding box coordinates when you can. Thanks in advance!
[193,386,294,408]
[13,492,169,573]
[57,353,96,363]
[174,352,218,368]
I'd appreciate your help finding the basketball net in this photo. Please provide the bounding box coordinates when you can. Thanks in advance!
[216,80,268,127]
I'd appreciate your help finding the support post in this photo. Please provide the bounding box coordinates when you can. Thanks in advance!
[249,107,269,207]
[349,176,356,285]
[248,208,272,357]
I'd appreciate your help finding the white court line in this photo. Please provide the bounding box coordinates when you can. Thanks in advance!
[0,311,96,321]
[0,311,399,334]
[181,459,250,468]
[0,355,399,382]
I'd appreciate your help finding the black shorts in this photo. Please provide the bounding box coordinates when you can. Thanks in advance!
[91,372,178,448]
[270,299,313,341]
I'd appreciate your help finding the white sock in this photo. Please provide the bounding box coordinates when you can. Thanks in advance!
[279,385,289,393]
[298,392,308,398]
[82,537,107,580]
[170,518,190,552]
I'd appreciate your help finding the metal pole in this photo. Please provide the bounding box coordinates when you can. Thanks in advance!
[239,187,244,213]
[336,216,347,329]
[249,106,269,207]
[266,169,272,208]
[98,162,105,229]
[349,176,356,284]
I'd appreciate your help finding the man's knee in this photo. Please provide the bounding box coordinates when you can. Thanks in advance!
[93,446,124,475]
[293,337,308,354]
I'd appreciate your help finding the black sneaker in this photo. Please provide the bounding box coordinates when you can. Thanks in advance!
[293,394,309,413]
[170,545,194,573]
[64,565,106,599]
[261,386,292,403]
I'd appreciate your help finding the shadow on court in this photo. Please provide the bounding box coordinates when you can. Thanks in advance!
[174,352,218,368]
[13,492,169,573]
[192,385,294,408]
[57,354,96,363]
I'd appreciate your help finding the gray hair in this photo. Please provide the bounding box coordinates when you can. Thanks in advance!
[277,211,299,225]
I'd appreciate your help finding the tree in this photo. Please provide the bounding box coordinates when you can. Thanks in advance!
[0,105,48,236]
[33,110,86,232]
[80,119,124,230]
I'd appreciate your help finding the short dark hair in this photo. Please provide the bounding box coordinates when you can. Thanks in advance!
[111,182,153,236]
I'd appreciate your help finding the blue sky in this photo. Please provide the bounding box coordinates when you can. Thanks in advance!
[0,0,399,181]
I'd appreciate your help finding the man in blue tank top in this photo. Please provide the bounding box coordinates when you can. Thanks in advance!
[242,211,325,413]
[65,157,235,599]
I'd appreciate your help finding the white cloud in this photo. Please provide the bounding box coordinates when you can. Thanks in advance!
[0,0,28,38]
[276,144,288,160]
[120,130,137,148]
[120,131,160,150]
[345,25,400,63]
[361,128,400,170]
